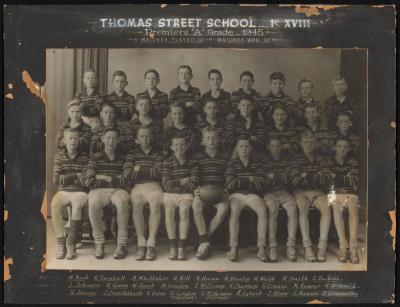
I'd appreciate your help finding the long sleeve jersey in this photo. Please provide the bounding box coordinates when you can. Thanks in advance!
[193,150,229,187]
[263,154,294,191]
[201,90,233,119]
[136,89,169,120]
[55,119,92,153]
[162,155,199,194]
[226,115,265,152]
[104,91,136,122]
[75,89,104,118]
[169,85,202,125]
[325,157,359,194]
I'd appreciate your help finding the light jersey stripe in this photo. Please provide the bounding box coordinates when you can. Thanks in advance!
[104,91,136,122]
[325,157,359,194]
[231,88,262,114]
[263,155,294,191]
[193,151,230,187]
[163,125,200,157]
[90,122,131,155]
[293,98,322,127]
[162,155,199,194]
[75,89,104,118]
[136,89,169,120]
[324,95,359,130]
[201,90,232,119]
[55,119,92,153]
[327,131,361,158]
[226,115,265,152]
[267,126,300,157]
[260,91,298,123]
[126,117,164,151]
[169,85,202,124]
[53,150,89,192]
[195,118,228,150]
[295,125,330,157]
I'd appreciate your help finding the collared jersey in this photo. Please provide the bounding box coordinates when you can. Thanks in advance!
[324,95,359,131]
[75,89,104,118]
[55,119,92,153]
[325,157,359,194]
[136,89,169,120]
[169,85,202,124]
[193,150,229,187]
[104,91,136,122]
[263,154,294,191]
[201,90,232,119]
[231,88,262,114]
[226,115,265,152]
[126,117,164,151]
[162,155,199,194]
[90,122,130,155]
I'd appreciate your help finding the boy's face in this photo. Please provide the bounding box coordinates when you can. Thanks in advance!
[178,68,192,84]
[236,140,252,158]
[333,79,348,96]
[272,108,287,126]
[268,139,282,157]
[171,106,185,125]
[209,73,222,90]
[113,75,128,92]
[83,71,97,88]
[301,137,316,154]
[171,138,187,157]
[68,105,81,121]
[145,72,159,89]
[305,106,318,123]
[270,79,285,95]
[299,82,313,98]
[203,101,218,119]
[203,131,219,149]
[101,106,116,123]
[240,75,254,91]
[102,131,119,151]
[336,115,352,133]
[137,129,152,148]
[239,99,253,117]
[64,131,79,151]
[136,99,151,116]
[335,140,351,158]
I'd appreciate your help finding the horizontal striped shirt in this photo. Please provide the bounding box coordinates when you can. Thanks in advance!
[328,131,361,159]
[136,89,169,120]
[260,91,297,124]
[86,150,127,190]
[55,119,92,153]
[201,90,232,119]
[225,157,265,195]
[267,125,300,157]
[325,157,359,194]
[290,152,331,191]
[126,117,164,151]
[169,85,202,125]
[75,89,104,118]
[90,122,131,155]
[104,91,136,122]
[231,88,262,115]
[162,155,199,194]
[163,125,199,157]
[53,149,89,192]
[226,115,265,152]
[123,147,163,185]
[195,118,228,150]
[263,154,294,191]
[296,124,330,157]
[193,150,229,187]
[294,98,322,127]
[325,95,359,131]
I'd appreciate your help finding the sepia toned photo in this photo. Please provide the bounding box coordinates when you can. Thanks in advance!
[45,48,368,272]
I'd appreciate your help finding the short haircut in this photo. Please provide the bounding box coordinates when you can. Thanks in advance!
[304,103,319,111]
[101,102,116,112]
[202,126,220,139]
[102,126,120,137]
[236,134,252,146]
[208,69,222,79]
[203,99,217,107]
[112,70,127,80]
[336,110,352,120]
[300,129,316,141]
[267,135,282,145]
[170,133,187,143]
[271,103,288,115]
[144,69,160,80]
[170,102,185,112]
[334,136,351,146]
[83,68,97,76]
[64,127,80,136]
[239,95,254,104]
[298,78,313,90]
[136,96,151,104]
[332,75,347,83]
[177,65,193,76]
[240,71,254,80]
[136,126,153,138]
[270,72,285,82]
[67,99,80,110]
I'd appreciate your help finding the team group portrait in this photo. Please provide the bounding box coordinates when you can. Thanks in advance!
[45,48,367,271]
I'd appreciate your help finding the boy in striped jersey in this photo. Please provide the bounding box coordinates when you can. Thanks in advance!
[328,111,361,158]
[263,137,298,262]
[231,71,262,119]
[225,135,268,262]
[136,69,169,121]
[75,68,104,128]
[201,69,234,120]
[267,105,299,158]
[327,137,360,264]
[51,128,89,260]
[127,96,164,152]
[226,97,265,155]
[325,76,358,131]
[169,65,202,125]
[260,72,297,127]
[192,127,229,260]
[86,127,130,260]
[162,135,199,260]
[296,104,330,157]
[56,100,92,153]
[123,127,164,261]
[291,130,332,262]
[105,71,136,123]
[163,103,199,157]
[90,103,129,155]
[294,79,322,127]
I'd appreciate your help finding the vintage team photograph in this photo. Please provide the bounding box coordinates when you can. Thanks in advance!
[45,48,367,271]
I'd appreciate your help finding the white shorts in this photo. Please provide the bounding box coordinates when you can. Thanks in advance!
[130,182,163,205]
[329,193,359,207]
[52,190,88,207]
[263,190,296,208]
[163,193,194,208]
[293,190,326,207]
[228,193,264,210]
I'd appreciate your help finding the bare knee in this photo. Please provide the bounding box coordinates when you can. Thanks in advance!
[296,197,310,215]
[215,202,228,217]
[265,200,279,218]
[192,198,203,215]
[179,202,191,221]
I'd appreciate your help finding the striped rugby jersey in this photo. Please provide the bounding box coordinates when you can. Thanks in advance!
[162,155,199,194]
[123,147,163,185]
[55,119,92,153]
[195,118,228,150]
[201,90,232,119]
[193,150,229,187]
[231,88,262,115]
[226,115,265,152]
[86,150,127,190]
[169,85,202,124]
[327,131,361,159]
[75,89,104,118]
[325,95,359,131]
[136,89,169,120]
[267,125,300,157]
[126,117,164,151]
[104,91,136,122]
[90,122,130,155]
[163,125,200,157]
[263,154,294,191]
[225,157,265,195]
[294,98,322,127]
[296,124,330,157]
[325,157,359,194]
[291,152,331,191]
[53,149,89,192]
[260,91,298,125]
